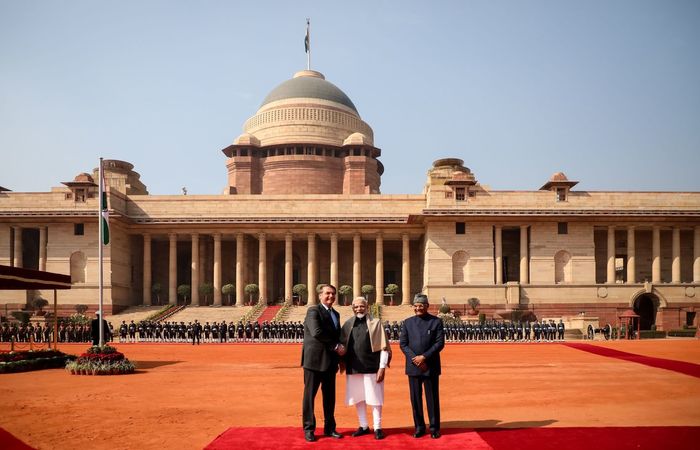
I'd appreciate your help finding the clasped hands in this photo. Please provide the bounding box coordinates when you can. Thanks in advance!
[335,343,346,356]
[411,354,428,372]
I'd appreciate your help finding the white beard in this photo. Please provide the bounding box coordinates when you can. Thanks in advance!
[355,313,366,319]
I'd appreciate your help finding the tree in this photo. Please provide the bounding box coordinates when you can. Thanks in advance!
[32,297,49,315]
[11,311,31,324]
[385,284,399,306]
[151,283,162,305]
[75,304,88,315]
[177,284,191,305]
[221,283,235,305]
[244,284,259,305]
[293,284,308,305]
[361,284,375,302]
[199,282,214,305]
[338,285,352,305]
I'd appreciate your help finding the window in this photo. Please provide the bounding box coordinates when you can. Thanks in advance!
[74,224,84,236]
[558,222,568,235]
[456,222,466,235]
[455,187,466,201]
[556,187,567,202]
[468,190,476,198]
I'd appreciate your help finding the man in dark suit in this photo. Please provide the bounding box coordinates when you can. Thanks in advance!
[301,284,346,442]
[90,313,110,346]
[399,294,445,439]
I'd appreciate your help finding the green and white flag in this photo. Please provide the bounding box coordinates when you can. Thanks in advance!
[100,160,110,245]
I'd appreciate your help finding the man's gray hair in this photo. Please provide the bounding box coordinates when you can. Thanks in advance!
[352,296,368,305]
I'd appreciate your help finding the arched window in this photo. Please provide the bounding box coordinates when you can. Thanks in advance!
[554,250,572,284]
[70,251,86,283]
[452,250,469,284]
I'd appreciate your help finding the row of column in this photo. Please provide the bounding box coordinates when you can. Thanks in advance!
[493,225,700,285]
[144,232,412,307]
[606,226,700,284]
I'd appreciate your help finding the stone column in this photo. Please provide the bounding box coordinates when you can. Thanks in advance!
[607,226,616,284]
[213,233,222,306]
[627,227,636,284]
[402,233,411,305]
[375,233,384,305]
[330,232,338,288]
[143,234,152,306]
[652,226,661,283]
[191,233,200,306]
[258,233,267,304]
[235,233,244,306]
[199,236,207,285]
[168,233,177,305]
[519,225,528,284]
[12,226,22,268]
[39,227,47,271]
[353,233,361,301]
[694,226,700,283]
[307,233,317,305]
[494,225,503,285]
[285,232,293,303]
[672,227,681,283]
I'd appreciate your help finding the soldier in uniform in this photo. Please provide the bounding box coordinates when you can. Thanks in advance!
[245,321,253,342]
[220,321,228,343]
[191,320,201,345]
[253,321,261,341]
[128,320,136,342]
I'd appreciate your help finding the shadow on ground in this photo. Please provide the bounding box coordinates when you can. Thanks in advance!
[134,360,182,369]
[443,419,558,429]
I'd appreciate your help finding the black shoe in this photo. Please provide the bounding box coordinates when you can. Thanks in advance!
[374,429,385,440]
[351,427,370,437]
[413,429,426,438]
[304,432,316,442]
[324,431,343,439]
[431,431,441,439]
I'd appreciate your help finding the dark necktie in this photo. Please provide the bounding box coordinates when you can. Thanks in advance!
[329,308,339,328]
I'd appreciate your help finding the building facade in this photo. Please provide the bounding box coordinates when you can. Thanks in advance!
[1,69,699,331]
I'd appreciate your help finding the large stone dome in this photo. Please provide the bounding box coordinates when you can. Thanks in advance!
[242,70,374,147]
[261,70,358,115]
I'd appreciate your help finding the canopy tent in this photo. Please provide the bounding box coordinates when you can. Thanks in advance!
[0,265,72,290]
[0,264,72,349]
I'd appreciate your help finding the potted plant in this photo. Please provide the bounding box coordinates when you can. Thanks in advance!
[385,284,399,306]
[338,285,352,306]
[177,284,191,305]
[293,284,308,305]
[222,283,235,305]
[468,297,480,315]
[244,284,259,305]
[361,284,375,302]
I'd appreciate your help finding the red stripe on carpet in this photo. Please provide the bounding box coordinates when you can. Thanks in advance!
[564,343,700,378]
[0,428,34,450]
[204,427,491,449]
[479,426,700,450]
[205,426,700,450]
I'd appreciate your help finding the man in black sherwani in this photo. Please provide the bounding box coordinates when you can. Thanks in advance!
[399,294,445,439]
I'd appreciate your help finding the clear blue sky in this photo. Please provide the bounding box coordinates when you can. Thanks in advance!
[1,0,698,195]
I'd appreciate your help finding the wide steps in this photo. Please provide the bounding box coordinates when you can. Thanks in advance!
[106,306,163,326]
[165,306,254,324]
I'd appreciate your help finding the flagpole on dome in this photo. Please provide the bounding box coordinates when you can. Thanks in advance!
[305,18,311,70]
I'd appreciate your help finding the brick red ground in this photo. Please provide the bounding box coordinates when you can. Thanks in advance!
[1,340,699,449]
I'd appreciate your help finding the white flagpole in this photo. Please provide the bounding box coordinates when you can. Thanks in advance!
[98,157,104,347]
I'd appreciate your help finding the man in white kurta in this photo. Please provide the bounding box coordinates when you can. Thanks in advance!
[340,297,391,440]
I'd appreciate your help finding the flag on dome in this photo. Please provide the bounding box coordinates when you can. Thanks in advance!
[304,18,310,53]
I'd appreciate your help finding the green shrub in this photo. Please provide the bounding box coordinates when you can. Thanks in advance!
[639,330,666,339]
[667,329,696,337]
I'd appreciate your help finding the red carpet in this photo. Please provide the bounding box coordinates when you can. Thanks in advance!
[205,426,700,450]
[564,343,700,378]
[257,305,282,323]
[0,428,33,450]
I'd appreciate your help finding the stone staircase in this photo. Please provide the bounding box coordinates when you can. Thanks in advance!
[256,305,282,323]
[165,306,254,324]
[378,305,414,323]
[105,306,163,326]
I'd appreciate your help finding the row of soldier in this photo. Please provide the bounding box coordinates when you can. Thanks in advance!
[0,321,115,344]
[1,317,566,345]
[117,320,306,343]
[442,320,566,342]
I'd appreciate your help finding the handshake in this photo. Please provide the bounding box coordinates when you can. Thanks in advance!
[335,343,346,356]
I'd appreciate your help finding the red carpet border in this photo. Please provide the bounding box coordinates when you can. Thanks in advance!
[564,343,700,378]
[0,428,34,450]
[205,426,700,450]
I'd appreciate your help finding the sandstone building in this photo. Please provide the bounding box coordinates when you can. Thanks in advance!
[1,69,699,331]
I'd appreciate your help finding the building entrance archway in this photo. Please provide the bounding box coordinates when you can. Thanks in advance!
[633,294,658,330]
